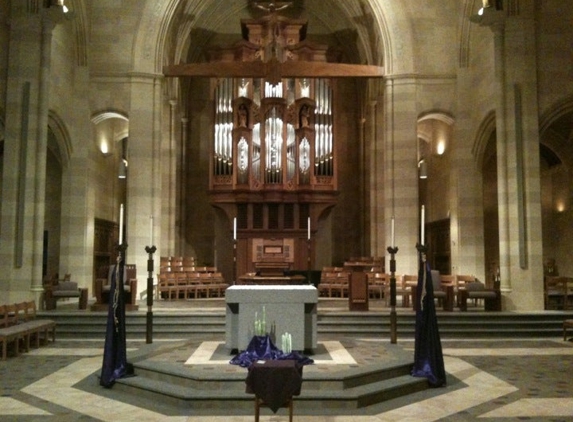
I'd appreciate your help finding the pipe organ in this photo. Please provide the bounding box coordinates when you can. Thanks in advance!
[207,9,340,274]
[211,77,335,189]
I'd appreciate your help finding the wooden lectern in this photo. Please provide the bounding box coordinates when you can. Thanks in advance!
[343,262,371,311]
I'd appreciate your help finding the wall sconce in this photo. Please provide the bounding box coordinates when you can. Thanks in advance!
[470,0,503,24]
[99,138,112,156]
[50,0,69,13]
[419,159,428,179]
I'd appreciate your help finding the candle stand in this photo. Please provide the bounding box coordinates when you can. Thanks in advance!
[307,238,311,285]
[233,239,237,285]
[387,245,399,344]
[415,243,428,313]
[145,245,156,344]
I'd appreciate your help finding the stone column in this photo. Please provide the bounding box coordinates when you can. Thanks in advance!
[473,4,544,309]
[31,7,65,294]
[177,117,188,254]
[125,74,163,300]
[492,21,511,292]
[384,77,420,274]
[160,99,177,256]
[366,100,378,256]
[0,3,65,303]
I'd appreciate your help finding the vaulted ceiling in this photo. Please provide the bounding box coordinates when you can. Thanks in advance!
[164,0,384,69]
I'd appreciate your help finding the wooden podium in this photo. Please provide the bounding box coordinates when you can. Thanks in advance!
[344,262,370,311]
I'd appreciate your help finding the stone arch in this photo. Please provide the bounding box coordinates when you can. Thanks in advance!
[538,96,573,169]
[90,110,129,157]
[472,110,496,170]
[367,2,413,74]
[47,111,73,169]
[132,0,395,74]
[538,97,573,277]
[539,95,573,144]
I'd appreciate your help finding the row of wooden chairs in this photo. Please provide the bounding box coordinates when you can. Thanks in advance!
[318,271,482,308]
[160,266,218,274]
[156,272,228,300]
[160,256,196,267]
[0,301,56,360]
[366,273,480,307]
[318,272,351,298]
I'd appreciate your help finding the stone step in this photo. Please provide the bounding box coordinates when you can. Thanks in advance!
[111,352,427,411]
[40,310,573,339]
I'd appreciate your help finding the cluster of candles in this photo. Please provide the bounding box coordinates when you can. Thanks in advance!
[281,332,292,354]
[254,306,267,336]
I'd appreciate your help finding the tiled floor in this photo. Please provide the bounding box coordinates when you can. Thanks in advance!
[2,300,573,421]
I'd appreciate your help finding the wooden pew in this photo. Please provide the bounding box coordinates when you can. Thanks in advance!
[0,301,55,360]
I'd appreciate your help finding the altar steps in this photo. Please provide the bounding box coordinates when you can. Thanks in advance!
[109,350,428,413]
[42,310,573,339]
[318,312,573,338]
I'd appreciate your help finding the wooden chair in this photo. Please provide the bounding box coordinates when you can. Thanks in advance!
[430,270,454,311]
[330,272,350,297]
[401,275,418,308]
[368,273,387,299]
[157,274,176,300]
[174,272,190,299]
[318,271,334,297]
[458,281,501,311]
[186,272,203,299]
[94,264,138,308]
[456,274,477,307]
[210,272,228,297]
[545,276,573,310]
[440,274,456,287]
[1,304,27,359]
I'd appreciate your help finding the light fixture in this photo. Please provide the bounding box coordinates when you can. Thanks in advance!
[118,158,128,179]
[118,137,128,178]
[50,0,69,13]
[419,159,428,179]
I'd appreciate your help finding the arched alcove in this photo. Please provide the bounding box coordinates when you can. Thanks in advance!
[417,113,454,274]
[539,106,573,281]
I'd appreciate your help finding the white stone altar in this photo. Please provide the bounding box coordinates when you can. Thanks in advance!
[225,285,318,352]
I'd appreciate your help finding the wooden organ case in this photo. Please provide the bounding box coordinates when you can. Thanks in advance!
[206,10,341,279]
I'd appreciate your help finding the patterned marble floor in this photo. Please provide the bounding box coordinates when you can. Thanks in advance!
[1,334,573,421]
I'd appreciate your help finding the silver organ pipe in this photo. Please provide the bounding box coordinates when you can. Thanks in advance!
[313,79,333,177]
[214,79,234,176]
[327,82,333,176]
[287,123,295,181]
[252,123,261,182]
[213,75,333,185]
[265,106,284,184]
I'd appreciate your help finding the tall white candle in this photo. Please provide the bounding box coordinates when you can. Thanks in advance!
[149,215,154,245]
[119,204,124,244]
[233,217,237,241]
[307,217,310,240]
[391,216,395,247]
[421,205,425,246]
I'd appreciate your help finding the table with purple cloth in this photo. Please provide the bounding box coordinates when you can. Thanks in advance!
[245,359,303,413]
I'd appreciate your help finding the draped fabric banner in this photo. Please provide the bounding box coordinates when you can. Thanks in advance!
[411,255,446,387]
[230,335,313,368]
[100,261,134,388]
